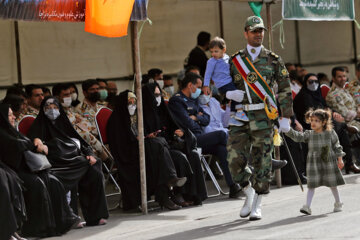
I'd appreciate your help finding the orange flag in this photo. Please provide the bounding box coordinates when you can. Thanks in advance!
[85,0,135,38]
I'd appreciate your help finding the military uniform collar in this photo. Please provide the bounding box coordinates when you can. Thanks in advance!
[82,98,99,110]
[244,45,265,62]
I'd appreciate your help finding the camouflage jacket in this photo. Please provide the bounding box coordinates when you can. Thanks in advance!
[346,79,360,105]
[74,99,100,137]
[229,46,293,118]
[24,105,39,117]
[326,85,357,120]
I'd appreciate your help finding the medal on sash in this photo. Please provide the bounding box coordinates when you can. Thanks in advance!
[232,54,278,120]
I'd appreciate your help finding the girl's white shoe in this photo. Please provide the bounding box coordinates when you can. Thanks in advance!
[334,202,343,212]
[300,205,312,215]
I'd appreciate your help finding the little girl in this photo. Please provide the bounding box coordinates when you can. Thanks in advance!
[284,108,345,215]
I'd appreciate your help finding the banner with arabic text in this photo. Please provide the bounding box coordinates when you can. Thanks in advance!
[282,0,354,21]
[0,0,148,23]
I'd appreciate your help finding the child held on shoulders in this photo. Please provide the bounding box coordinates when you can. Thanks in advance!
[282,108,345,215]
[202,37,248,126]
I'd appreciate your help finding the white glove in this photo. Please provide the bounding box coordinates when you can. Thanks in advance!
[278,117,290,133]
[226,90,245,103]
[345,110,357,122]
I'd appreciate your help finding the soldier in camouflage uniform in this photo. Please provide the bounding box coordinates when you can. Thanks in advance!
[226,16,293,220]
[346,63,360,105]
[326,67,360,131]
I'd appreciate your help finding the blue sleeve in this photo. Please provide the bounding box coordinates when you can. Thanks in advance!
[197,105,210,126]
[204,58,216,87]
[169,97,203,133]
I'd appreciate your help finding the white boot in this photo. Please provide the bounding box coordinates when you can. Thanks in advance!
[239,184,255,218]
[249,193,262,221]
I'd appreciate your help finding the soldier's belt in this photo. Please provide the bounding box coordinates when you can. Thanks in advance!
[236,103,264,111]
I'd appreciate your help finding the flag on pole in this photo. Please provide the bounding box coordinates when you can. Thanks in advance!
[85,0,135,38]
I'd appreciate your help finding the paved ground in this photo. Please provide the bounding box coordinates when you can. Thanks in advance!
[46,174,360,240]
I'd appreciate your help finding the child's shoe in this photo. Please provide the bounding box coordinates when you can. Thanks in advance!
[300,205,311,215]
[228,117,244,127]
[235,110,249,122]
[334,202,343,212]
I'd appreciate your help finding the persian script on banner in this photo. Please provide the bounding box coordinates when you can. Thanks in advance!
[283,0,355,21]
[0,0,148,23]
[0,0,86,21]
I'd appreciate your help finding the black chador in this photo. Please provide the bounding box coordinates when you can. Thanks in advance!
[27,97,109,226]
[0,104,77,238]
[142,83,207,204]
[107,90,184,210]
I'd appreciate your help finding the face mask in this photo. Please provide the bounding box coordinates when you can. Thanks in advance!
[61,96,72,108]
[128,104,136,115]
[198,94,211,105]
[164,86,174,96]
[307,83,319,92]
[88,92,100,102]
[99,89,108,101]
[71,93,77,101]
[191,87,201,99]
[45,109,60,120]
[155,96,162,106]
[157,80,164,89]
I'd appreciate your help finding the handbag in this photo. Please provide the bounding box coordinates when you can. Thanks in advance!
[23,150,52,172]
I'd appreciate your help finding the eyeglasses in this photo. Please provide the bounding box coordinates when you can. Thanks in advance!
[308,80,318,84]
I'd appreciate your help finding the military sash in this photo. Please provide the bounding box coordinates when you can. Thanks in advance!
[232,54,278,119]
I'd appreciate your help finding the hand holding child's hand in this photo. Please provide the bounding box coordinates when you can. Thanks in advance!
[337,157,344,170]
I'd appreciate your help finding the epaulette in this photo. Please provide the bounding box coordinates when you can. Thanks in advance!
[270,51,279,59]
[231,50,244,59]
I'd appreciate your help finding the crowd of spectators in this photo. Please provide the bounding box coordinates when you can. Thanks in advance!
[2,31,360,239]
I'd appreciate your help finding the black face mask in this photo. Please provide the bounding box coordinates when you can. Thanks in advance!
[88,92,100,102]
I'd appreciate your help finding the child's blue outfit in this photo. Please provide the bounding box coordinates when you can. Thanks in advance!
[204,54,249,123]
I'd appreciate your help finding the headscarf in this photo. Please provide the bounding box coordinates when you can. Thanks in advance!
[27,96,93,156]
[142,83,197,153]
[0,104,34,170]
[107,90,139,165]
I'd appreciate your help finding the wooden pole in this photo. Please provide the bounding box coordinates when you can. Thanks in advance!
[14,21,22,86]
[294,21,302,66]
[218,1,224,38]
[266,2,281,188]
[131,21,148,214]
[266,2,273,52]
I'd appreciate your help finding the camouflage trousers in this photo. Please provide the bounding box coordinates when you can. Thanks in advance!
[227,124,274,194]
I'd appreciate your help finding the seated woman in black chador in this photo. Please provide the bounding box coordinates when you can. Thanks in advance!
[27,97,109,226]
[142,83,207,206]
[0,104,79,238]
[107,91,187,210]
[0,153,26,240]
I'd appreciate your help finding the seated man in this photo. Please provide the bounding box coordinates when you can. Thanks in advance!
[24,84,44,117]
[52,83,108,160]
[168,72,241,198]
[75,79,101,138]
[326,66,360,131]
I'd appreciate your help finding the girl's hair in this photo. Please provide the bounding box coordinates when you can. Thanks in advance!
[209,37,226,50]
[305,108,333,131]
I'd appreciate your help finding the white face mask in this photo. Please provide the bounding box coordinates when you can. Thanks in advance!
[307,83,319,92]
[128,104,136,115]
[155,96,162,106]
[61,96,72,108]
[157,80,164,89]
[71,93,77,101]
[45,108,60,120]
[164,86,174,96]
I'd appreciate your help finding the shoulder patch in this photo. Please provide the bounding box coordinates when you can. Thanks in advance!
[335,96,342,103]
[231,51,240,59]
[281,69,288,76]
[175,93,181,97]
